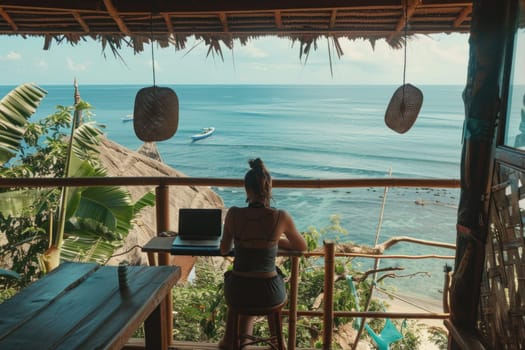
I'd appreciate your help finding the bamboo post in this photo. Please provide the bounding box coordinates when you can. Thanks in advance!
[155,184,173,346]
[452,1,509,347]
[288,256,300,350]
[323,241,335,350]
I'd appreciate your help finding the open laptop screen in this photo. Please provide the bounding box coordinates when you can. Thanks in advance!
[177,208,222,241]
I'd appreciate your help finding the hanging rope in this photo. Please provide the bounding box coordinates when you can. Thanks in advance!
[401,2,408,119]
[402,3,408,87]
[150,13,156,87]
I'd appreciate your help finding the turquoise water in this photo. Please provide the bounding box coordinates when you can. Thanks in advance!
[1,84,469,300]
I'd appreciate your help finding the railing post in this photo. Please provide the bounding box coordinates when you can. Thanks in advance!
[155,184,173,347]
[156,185,171,266]
[323,240,335,350]
[288,256,300,350]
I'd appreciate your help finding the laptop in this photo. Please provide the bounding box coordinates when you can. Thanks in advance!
[172,208,223,247]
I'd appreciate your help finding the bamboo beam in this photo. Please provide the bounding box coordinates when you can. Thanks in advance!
[218,12,228,32]
[162,13,174,34]
[0,176,461,189]
[387,0,421,42]
[103,0,130,35]
[72,11,89,32]
[0,28,471,37]
[275,10,282,28]
[0,0,473,15]
[0,7,18,30]
[453,6,472,28]
[329,9,337,28]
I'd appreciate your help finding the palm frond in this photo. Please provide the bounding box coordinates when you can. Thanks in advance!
[0,83,47,165]
[133,192,155,215]
[74,186,134,237]
[72,121,105,161]
[61,223,120,264]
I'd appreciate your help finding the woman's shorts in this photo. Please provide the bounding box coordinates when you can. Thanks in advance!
[224,270,286,307]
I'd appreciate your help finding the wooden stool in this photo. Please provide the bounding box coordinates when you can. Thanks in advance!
[229,301,286,350]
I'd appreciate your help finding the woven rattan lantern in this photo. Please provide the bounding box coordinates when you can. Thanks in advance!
[133,86,179,142]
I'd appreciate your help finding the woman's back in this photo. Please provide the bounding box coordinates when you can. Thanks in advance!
[229,206,282,274]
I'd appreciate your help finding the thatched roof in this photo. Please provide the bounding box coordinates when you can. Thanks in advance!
[1,0,473,54]
[99,136,224,281]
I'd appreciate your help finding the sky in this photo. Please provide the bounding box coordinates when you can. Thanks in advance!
[0,32,514,86]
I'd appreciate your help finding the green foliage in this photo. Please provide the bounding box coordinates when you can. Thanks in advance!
[389,320,422,350]
[0,287,17,303]
[0,84,154,289]
[427,326,448,350]
[171,259,227,342]
[0,214,48,287]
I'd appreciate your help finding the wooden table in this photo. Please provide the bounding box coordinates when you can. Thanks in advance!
[142,236,303,350]
[0,262,181,350]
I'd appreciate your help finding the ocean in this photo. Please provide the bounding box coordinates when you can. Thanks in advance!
[0,83,502,301]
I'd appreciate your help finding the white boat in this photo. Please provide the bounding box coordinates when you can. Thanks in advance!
[191,127,215,141]
[121,114,133,122]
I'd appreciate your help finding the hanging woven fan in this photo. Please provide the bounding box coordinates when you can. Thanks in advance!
[133,13,179,142]
[385,83,423,134]
[384,3,423,134]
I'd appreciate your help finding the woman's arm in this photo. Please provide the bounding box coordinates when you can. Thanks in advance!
[220,207,235,255]
[278,210,307,251]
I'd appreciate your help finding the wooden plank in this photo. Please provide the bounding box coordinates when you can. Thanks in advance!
[0,262,99,340]
[0,263,180,350]
[58,265,180,350]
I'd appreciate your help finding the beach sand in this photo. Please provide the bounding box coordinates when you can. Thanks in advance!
[378,290,447,350]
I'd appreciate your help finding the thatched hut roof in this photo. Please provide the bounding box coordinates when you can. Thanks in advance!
[99,136,224,281]
[1,0,473,54]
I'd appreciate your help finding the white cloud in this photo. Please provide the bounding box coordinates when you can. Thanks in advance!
[1,51,21,60]
[237,42,269,58]
[66,57,89,71]
[35,59,48,69]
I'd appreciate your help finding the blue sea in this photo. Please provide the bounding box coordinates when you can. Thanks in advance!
[3,83,518,302]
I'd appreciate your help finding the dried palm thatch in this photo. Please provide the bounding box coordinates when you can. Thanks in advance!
[0,0,474,58]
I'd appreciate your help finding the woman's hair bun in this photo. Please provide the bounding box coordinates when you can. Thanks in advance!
[249,158,264,170]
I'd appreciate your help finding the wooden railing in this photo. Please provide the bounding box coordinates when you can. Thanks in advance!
[309,241,453,350]
[0,176,460,349]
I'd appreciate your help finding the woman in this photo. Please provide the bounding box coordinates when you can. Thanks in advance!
[219,158,307,348]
